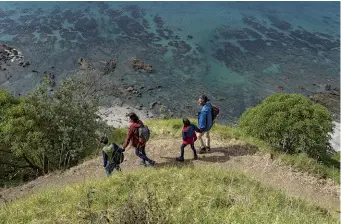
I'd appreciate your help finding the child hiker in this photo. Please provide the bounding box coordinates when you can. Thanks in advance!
[100,136,125,176]
[176,118,200,162]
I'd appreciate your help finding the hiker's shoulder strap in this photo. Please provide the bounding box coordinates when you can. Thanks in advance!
[103,144,114,155]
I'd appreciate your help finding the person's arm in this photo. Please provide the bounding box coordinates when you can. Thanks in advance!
[198,110,207,131]
[102,150,108,167]
[193,124,200,133]
[114,143,125,153]
[182,129,186,140]
[123,127,134,149]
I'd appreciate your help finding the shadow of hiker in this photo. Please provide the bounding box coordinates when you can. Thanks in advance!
[199,143,258,163]
[156,156,195,169]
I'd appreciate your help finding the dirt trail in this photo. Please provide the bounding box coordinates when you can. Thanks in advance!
[0,137,339,214]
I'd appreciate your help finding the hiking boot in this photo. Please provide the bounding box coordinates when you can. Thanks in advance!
[193,155,198,160]
[198,147,206,154]
[140,160,147,167]
[206,147,211,152]
[176,156,184,162]
[148,160,156,167]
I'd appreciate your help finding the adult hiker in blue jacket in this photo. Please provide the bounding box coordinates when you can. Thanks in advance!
[197,94,213,154]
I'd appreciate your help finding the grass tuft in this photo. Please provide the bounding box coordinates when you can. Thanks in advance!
[0,166,338,223]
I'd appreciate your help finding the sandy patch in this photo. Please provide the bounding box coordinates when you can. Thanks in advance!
[97,100,154,128]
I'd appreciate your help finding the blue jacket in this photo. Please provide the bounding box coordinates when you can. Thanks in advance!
[198,103,213,132]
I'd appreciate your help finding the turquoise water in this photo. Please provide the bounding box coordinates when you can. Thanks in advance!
[0,2,339,123]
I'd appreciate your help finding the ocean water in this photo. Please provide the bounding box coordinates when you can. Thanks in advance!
[0,2,339,123]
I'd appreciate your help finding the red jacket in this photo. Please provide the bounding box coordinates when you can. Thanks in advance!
[123,120,143,148]
[182,125,198,145]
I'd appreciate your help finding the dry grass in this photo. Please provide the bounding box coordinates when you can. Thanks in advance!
[0,167,339,224]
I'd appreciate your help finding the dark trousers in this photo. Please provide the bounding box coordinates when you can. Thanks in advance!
[105,162,121,176]
[135,145,154,164]
[180,143,197,158]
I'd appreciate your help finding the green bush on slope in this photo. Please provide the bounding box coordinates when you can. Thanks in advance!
[238,93,333,160]
[0,78,107,178]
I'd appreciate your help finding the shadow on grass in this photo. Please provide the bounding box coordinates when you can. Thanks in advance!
[156,156,195,168]
[198,143,258,163]
[156,143,259,166]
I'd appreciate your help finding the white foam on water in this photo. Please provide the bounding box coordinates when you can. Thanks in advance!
[330,121,340,152]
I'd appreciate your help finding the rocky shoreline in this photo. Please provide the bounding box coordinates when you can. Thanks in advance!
[0,3,339,125]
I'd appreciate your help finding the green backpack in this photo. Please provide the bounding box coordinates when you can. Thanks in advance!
[103,144,124,164]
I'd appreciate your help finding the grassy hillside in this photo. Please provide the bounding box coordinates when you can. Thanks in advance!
[111,119,340,184]
[0,166,338,224]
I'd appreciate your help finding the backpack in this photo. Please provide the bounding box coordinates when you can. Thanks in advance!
[103,144,124,164]
[111,145,124,164]
[183,125,197,142]
[138,125,150,144]
[211,105,220,121]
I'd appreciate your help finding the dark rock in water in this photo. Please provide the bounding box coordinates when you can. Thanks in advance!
[126,86,134,92]
[61,31,77,40]
[153,14,164,28]
[142,18,150,29]
[12,49,18,55]
[267,15,292,31]
[310,92,340,122]
[168,40,192,54]
[150,102,158,109]
[32,70,39,73]
[242,15,269,33]
[23,61,30,67]
[115,15,146,38]
[106,9,122,19]
[187,35,193,39]
[103,60,117,74]
[242,28,262,39]
[155,29,170,40]
[325,84,332,91]
[135,104,143,110]
[122,4,145,19]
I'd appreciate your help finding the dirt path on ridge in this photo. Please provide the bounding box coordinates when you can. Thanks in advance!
[0,137,339,214]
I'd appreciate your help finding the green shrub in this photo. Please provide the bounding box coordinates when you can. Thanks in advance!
[0,78,107,176]
[238,93,333,159]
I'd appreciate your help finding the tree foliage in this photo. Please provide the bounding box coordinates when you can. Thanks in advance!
[0,77,107,182]
[238,93,333,159]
